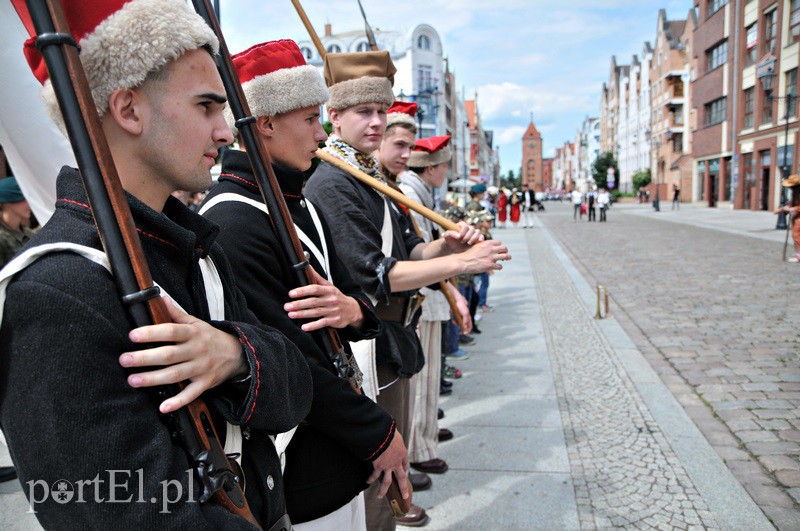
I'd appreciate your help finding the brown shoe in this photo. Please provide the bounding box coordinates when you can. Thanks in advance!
[438,428,453,442]
[409,472,432,491]
[410,458,448,474]
[396,504,429,527]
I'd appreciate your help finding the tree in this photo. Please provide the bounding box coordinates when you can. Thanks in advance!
[591,151,619,190]
[632,169,652,193]
[500,168,521,189]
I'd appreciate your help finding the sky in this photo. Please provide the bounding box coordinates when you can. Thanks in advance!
[220,0,694,176]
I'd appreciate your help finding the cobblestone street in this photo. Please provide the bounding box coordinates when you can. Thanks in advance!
[537,202,800,529]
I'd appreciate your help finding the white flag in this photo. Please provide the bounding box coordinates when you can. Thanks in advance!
[0,1,75,225]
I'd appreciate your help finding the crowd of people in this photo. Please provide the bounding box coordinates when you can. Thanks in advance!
[570,188,611,222]
[0,2,512,530]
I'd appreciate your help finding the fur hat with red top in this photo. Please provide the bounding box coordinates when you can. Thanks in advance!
[323,51,396,110]
[12,0,218,127]
[386,101,418,128]
[226,39,329,132]
[408,135,452,167]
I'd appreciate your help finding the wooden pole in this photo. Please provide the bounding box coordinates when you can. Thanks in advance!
[316,149,460,232]
[289,0,326,58]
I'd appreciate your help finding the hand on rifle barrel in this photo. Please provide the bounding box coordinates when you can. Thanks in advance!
[120,297,249,413]
[448,283,473,334]
[441,220,484,253]
[284,267,365,332]
[368,430,410,500]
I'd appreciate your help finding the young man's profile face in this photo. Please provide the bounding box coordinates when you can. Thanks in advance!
[376,126,415,176]
[138,49,233,194]
[424,162,448,189]
[267,105,328,172]
[330,102,387,154]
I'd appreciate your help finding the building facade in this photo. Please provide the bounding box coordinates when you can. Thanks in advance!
[650,9,695,201]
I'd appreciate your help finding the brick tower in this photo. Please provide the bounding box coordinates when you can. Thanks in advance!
[521,118,544,192]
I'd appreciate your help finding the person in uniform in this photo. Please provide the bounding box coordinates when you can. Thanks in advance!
[0,176,34,268]
[303,50,510,530]
[2,1,312,528]
[400,135,472,480]
[199,39,409,529]
[774,175,800,262]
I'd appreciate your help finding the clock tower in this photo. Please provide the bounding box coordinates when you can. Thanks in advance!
[521,118,544,192]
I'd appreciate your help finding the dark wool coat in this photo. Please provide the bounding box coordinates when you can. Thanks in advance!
[201,150,394,523]
[304,162,425,378]
[0,168,312,530]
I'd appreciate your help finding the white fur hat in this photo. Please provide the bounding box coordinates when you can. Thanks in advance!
[386,101,418,129]
[225,39,329,132]
[14,0,218,128]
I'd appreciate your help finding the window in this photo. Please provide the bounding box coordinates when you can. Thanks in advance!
[417,35,431,50]
[326,44,341,53]
[417,65,433,91]
[706,40,728,72]
[745,24,758,66]
[708,0,727,16]
[764,9,777,54]
[762,87,773,124]
[791,0,800,41]
[744,88,755,128]
[724,157,732,201]
[672,105,684,125]
[704,97,727,126]
[787,69,798,117]
[356,41,370,52]
[743,153,753,209]
[673,133,683,153]
[300,47,312,60]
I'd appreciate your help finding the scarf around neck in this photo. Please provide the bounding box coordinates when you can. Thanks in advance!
[323,134,385,179]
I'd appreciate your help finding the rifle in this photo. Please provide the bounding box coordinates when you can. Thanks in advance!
[20,0,257,526]
[196,0,410,516]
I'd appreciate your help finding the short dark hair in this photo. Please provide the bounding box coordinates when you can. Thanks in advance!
[385,122,417,137]
[408,166,426,175]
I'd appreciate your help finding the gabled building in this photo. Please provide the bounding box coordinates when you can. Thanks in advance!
[521,119,544,191]
[650,9,693,201]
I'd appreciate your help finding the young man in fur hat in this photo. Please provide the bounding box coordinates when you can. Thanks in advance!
[304,50,510,530]
[3,1,312,528]
[199,39,410,530]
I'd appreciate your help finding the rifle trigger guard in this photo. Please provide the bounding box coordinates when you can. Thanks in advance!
[292,260,309,271]
[121,286,161,306]
[235,116,256,128]
[35,33,80,52]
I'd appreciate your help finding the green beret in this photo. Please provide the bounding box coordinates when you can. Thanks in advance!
[0,177,24,204]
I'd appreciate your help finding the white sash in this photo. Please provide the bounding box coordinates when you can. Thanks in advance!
[200,193,331,281]
[348,198,393,401]
[0,242,297,468]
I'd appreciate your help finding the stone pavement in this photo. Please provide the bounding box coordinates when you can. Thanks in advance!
[537,202,800,529]
[413,225,767,529]
[0,217,775,529]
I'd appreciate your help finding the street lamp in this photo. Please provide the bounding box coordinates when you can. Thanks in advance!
[758,62,797,230]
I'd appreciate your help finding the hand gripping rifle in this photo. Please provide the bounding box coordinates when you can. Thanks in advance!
[198,0,410,516]
[20,0,258,526]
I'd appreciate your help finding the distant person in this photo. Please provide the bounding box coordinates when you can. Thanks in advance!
[497,188,508,228]
[586,189,597,222]
[672,184,680,210]
[467,184,485,212]
[0,177,34,268]
[598,188,610,222]
[571,189,583,220]
[509,188,521,228]
[774,175,800,263]
[521,183,535,228]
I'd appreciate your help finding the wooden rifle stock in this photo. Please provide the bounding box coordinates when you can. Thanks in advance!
[22,0,257,526]
[316,150,460,233]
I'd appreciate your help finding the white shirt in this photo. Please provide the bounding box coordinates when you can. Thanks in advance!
[571,190,583,205]
[598,192,610,206]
